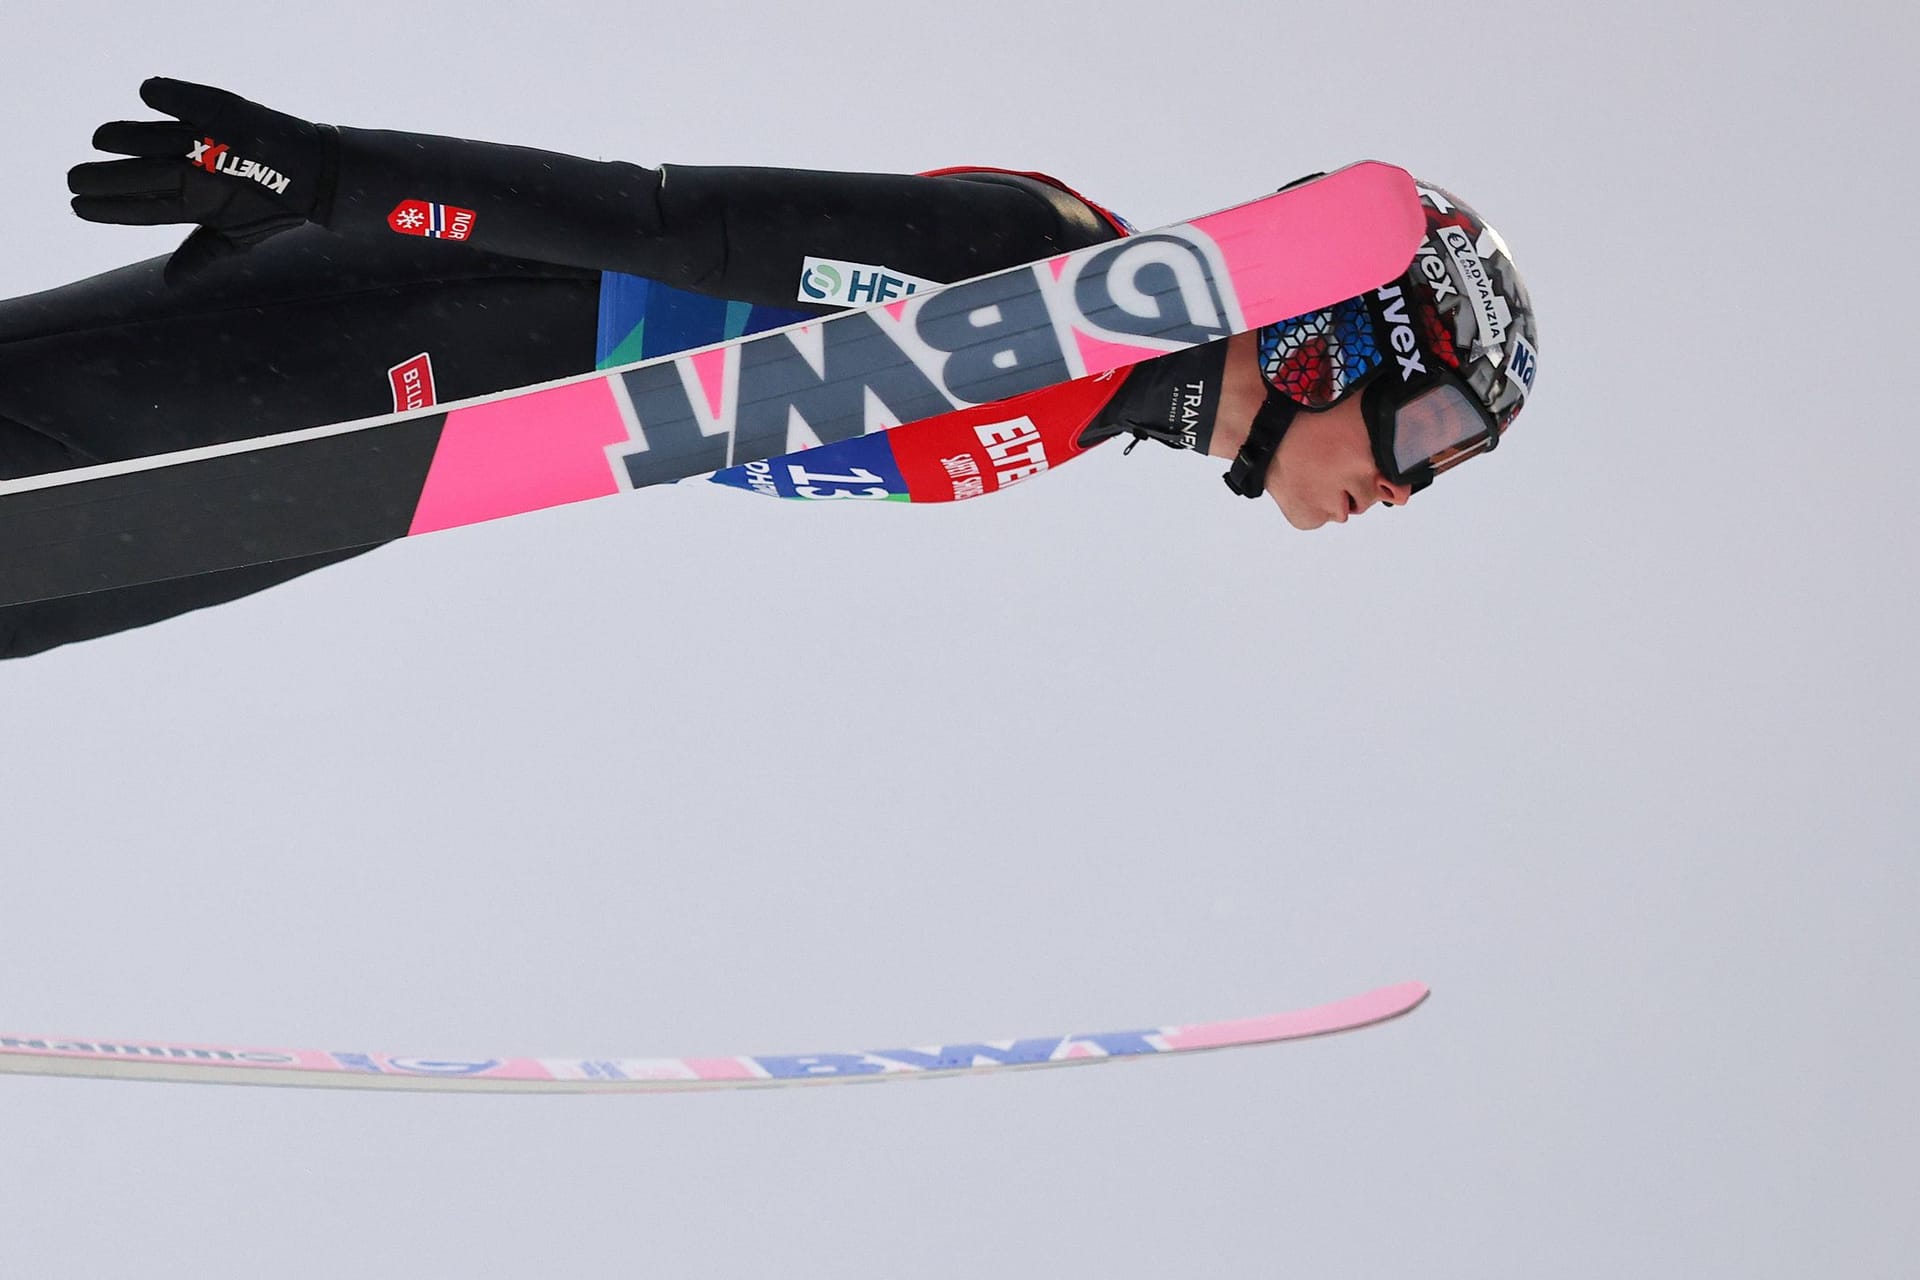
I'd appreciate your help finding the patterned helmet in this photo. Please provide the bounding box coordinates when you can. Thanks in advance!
[1251,181,1538,491]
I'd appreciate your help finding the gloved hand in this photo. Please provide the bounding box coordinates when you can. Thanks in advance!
[68,77,337,284]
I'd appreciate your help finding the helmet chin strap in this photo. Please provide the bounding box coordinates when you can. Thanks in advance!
[1223,389,1300,498]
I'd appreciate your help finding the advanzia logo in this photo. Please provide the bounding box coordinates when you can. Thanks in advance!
[617,229,1241,490]
[1433,223,1513,362]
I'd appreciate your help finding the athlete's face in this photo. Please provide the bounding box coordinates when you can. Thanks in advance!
[1264,396,1414,530]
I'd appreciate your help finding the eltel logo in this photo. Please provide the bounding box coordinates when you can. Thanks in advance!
[388,200,477,242]
[798,256,936,306]
[387,353,437,413]
[187,137,291,195]
[974,417,1049,487]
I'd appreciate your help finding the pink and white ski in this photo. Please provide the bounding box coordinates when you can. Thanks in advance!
[0,982,1428,1094]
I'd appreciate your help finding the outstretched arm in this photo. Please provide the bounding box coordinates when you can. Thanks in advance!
[69,78,1116,301]
[329,140,1117,305]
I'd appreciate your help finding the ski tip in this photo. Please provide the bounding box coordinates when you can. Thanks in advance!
[1158,981,1431,1052]
[1330,979,1431,1027]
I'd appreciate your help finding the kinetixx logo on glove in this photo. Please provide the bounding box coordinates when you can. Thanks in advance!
[187,137,292,195]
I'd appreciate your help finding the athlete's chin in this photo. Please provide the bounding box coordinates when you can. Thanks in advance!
[1271,494,1327,531]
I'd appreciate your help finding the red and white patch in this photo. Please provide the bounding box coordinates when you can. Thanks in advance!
[387,199,477,241]
[886,377,1112,502]
[387,353,437,413]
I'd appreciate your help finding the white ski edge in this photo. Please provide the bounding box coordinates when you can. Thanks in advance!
[0,982,1429,1094]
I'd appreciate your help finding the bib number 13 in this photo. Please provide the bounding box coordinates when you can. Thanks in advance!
[787,464,893,500]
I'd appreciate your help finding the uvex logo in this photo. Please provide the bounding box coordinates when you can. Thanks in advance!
[186,137,291,196]
[1377,283,1426,380]
[1413,243,1459,303]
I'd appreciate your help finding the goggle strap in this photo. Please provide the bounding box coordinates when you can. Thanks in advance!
[1223,392,1298,499]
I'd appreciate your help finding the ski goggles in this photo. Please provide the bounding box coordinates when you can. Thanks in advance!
[1224,354,1503,501]
[1360,368,1500,494]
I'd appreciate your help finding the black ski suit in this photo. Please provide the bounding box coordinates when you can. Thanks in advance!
[0,135,1143,658]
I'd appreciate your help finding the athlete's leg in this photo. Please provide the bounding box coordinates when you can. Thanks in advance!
[0,411,94,476]
[0,549,378,660]
[0,228,602,657]
[0,226,600,459]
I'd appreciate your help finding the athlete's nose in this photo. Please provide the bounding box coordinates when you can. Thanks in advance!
[1373,476,1414,510]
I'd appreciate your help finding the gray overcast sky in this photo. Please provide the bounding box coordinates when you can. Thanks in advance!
[1,1,1912,1275]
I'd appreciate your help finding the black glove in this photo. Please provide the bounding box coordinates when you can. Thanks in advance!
[68,77,337,284]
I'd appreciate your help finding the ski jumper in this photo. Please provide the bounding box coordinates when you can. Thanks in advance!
[0,141,1156,657]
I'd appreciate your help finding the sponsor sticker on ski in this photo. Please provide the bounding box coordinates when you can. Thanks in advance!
[798,256,937,307]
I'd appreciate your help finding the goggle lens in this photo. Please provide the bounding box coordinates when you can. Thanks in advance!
[1368,376,1499,489]
[1392,381,1491,473]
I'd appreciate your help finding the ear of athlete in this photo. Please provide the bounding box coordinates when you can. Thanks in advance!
[67,77,337,284]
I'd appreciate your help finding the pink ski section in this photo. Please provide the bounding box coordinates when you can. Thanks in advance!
[1160,981,1429,1050]
[685,1056,758,1081]
[395,163,1419,540]
[1058,163,1422,381]
[1070,331,1184,380]
[688,348,731,420]
[1191,163,1426,335]
[407,377,630,536]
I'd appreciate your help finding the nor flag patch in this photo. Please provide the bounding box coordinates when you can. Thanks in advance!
[388,199,476,241]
